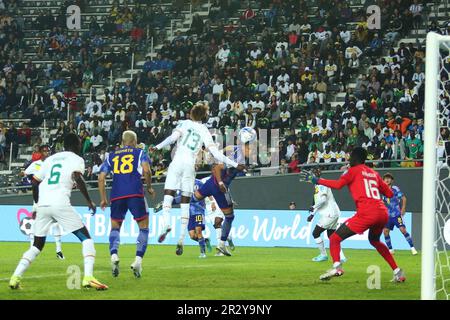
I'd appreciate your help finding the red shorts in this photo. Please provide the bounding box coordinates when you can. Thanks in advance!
[344,209,389,235]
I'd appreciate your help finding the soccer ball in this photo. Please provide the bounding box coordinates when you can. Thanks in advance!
[19,217,34,236]
[239,127,257,144]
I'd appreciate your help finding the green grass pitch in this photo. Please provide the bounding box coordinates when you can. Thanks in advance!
[0,242,422,300]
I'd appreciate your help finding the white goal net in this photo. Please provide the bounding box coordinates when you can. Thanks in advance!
[422,32,450,300]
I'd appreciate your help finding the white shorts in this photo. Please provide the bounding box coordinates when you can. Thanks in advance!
[211,207,225,220]
[164,160,195,194]
[317,214,339,230]
[30,221,63,237]
[34,206,84,237]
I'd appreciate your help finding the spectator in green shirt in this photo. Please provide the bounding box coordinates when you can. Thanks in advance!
[405,130,423,159]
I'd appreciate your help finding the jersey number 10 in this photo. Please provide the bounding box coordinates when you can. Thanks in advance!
[112,155,134,174]
[363,178,381,200]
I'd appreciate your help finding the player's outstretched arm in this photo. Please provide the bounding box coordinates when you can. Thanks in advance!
[74,172,96,215]
[208,145,239,168]
[315,169,353,190]
[299,170,319,184]
[153,130,181,151]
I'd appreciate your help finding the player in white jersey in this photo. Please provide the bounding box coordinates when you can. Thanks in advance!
[9,133,108,290]
[306,168,346,262]
[23,145,65,259]
[152,102,245,255]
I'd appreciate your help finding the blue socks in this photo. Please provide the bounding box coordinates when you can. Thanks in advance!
[385,232,414,249]
[198,237,206,254]
[136,228,149,258]
[404,232,414,248]
[384,234,392,249]
[220,214,235,242]
[109,228,120,255]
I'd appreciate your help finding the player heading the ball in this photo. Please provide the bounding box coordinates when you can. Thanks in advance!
[151,101,245,256]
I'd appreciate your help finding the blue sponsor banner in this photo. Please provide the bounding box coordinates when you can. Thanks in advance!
[1,205,412,250]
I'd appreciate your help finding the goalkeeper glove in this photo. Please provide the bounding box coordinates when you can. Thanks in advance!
[299,170,319,184]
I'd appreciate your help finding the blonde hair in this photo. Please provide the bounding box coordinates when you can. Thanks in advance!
[122,130,137,146]
[190,101,209,121]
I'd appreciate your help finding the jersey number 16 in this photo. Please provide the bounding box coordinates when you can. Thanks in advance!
[363,178,381,200]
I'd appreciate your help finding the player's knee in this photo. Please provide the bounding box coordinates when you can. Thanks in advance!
[73,227,91,242]
[214,220,222,229]
[326,229,335,238]
[33,236,46,251]
[368,233,381,244]
[329,232,342,243]
[312,227,323,239]
[181,191,192,198]
[224,213,235,222]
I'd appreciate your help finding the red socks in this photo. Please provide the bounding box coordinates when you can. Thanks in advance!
[370,240,398,270]
[329,233,343,264]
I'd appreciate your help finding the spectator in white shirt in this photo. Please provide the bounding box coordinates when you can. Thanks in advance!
[285,140,296,160]
[90,130,103,151]
[409,0,423,31]
[85,96,102,115]
[146,87,158,107]
[276,68,290,86]
[216,44,230,66]
[212,78,224,96]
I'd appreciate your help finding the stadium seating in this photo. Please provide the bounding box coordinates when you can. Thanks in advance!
[0,0,445,194]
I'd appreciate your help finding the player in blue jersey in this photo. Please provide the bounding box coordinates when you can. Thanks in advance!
[173,179,213,258]
[382,173,417,255]
[193,139,250,256]
[98,130,156,278]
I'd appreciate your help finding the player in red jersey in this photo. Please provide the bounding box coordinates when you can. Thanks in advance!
[300,147,406,282]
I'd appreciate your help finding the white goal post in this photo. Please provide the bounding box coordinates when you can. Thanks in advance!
[422,32,450,300]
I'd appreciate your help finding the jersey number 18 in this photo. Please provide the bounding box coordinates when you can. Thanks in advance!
[112,155,134,174]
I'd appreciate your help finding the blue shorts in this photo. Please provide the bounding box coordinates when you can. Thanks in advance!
[197,177,233,210]
[188,213,205,231]
[385,215,405,230]
[110,196,148,222]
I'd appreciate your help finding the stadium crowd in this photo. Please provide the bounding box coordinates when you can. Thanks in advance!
[0,0,444,188]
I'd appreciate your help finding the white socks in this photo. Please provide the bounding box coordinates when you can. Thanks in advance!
[82,239,95,277]
[162,195,174,231]
[134,256,143,265]
[54,235,62,253]
[340,250,346,260]
[314,237,327,256]
[215,227,222,244]
[179,203,190,242]
[13,246,41,277]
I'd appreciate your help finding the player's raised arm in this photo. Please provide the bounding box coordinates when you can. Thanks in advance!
[300,168,353,190]
[74,171,96,215]
[98,157,111,210]
[153,128,182,151]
